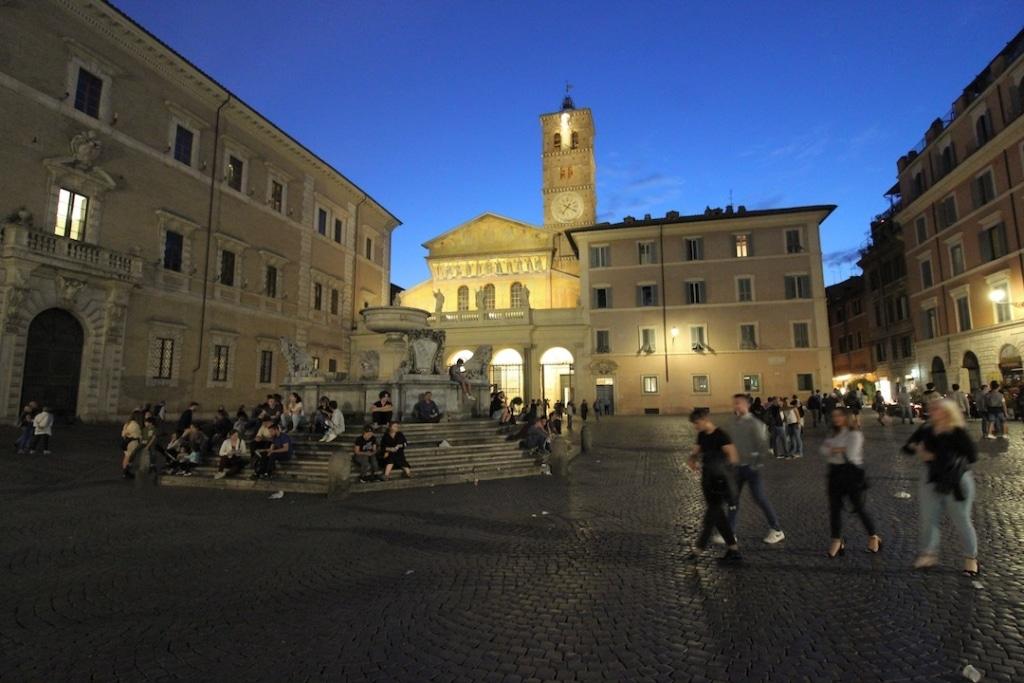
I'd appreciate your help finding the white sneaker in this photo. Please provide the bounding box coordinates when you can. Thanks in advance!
[763,529,786,544]
[213,471,226,480]
[710,531,725,545]
[324,433,338,443]
[984,435,996,440]
[998,434,1008,440]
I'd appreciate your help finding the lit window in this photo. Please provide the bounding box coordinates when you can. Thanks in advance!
[692,375,709,393]
[642,376,659,394]
[54,188,88,241]
[734,233,751,258]
[992,283,1011,323]
[154,338,174,379]
[213,345,230,382]
[742,374,761,393]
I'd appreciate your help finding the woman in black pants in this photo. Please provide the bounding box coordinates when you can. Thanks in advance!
[821,408,882,557]
[687,408,742,564]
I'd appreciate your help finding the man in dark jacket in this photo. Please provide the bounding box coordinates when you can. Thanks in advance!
[176,402,199,435]
[767,397,788,458]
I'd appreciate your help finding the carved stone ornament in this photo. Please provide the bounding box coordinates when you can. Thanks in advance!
[461,345,493,380]
[69,131,102,170]
[433,290,445,314]
[57,274,87,305]
[279,336,318,379]
[4,287,28,331]
[589,359,618,376]
[406,328,446,375]
[357,350,380,380]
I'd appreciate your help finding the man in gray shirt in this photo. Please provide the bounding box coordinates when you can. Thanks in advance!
[727,394,785,544]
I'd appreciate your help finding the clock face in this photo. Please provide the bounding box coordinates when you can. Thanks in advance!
[554,191,584,223]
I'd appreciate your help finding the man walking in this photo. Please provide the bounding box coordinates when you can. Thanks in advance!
[807,390,822,428]
[950,383,970,418]
[985,380,1008,440]
[728,394,785,544]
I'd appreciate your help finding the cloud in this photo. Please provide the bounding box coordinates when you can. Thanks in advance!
[598,162,686,221]
[822,247,862,268]
[748,194,785,210]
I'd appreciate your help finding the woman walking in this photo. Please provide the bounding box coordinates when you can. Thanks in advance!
[120,410,144,480]
[905,399,980,575]
[687,408,742,564]
[821,408,881,557]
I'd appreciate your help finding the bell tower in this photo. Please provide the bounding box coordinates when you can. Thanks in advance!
[540,91,596,234]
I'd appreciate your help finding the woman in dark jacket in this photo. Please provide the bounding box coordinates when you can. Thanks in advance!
[905,398,979,575]
[379,421,411,480]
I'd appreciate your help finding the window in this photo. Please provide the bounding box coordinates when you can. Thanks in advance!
[923,307,938,339]
[642,376,659,394]
[975,112,992,147]
[740,324,757,349]
[364,236,373,260]
[785,228,803,253]
[937,195,957,229]
[796,373,814,392]
[226,155,244,191]
[163,230,183,272]
[955,295,971,332]
[852,300,862,315]
[939,144,956,176]
[218,250,235,286]
[482,284,495,309]
[979,223,1008,262]
[212,345,230,382]
[949,242,965,276]
[685,280,706,304]
[317,208,328,236]
[457,286,469,311]
[333,218,343,243]
[328,359,337,373]
[836,306,847,324]
[640,327,657,352]
[891,337,900,360]
[742,374,761,393]
[685,237,704,261]
[734,233,751,257]
[920,259,933,288]
[793,322,810,348]
[875,342,887,362]
[589,245,610,268]
[784,274,811,299]
[259,350,273,384]
[638,241,658,264]
[972,170,996,209]
[270,180,284,213]
[915,217,928,245]
[736,277,753,302]
[312,356,321,371]
[154,338,174,379]
[991,282,1011,323]
[637,284,658,306]
[313,283,323,311]
[73,67,103,118]
[895,295,909,321]
[595,330,610,353]
[173,125,194,166]
[912,170,926,197]
[553,133,561,149]
[690,325,707,349]
[265,265,278,298]
[54,188,88,241]
[510,282,524,308]
[593,287,611,309]
[900,336,913,358]
[571,131,579,149]
[838,336,848,353]
[692,375,710,393]
[330,288,339,315]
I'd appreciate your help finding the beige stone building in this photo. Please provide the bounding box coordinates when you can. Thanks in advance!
[396,96,836,413]
[0,0,398,421]
[891,28,1024,392]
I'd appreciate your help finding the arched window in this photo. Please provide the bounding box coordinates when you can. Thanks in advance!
[510,282,524,308]
[570,131,579,149]
[975,111,992,146]
[483,283,496,310]
[457,286,469,311]
[552,133,561,150]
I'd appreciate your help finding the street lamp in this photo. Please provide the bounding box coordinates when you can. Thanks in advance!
[988,288,1007,303]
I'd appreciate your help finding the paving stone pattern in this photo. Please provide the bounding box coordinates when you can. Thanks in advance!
[2,417,1023,682]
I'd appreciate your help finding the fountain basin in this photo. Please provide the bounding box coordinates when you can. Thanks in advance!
[360,306,430,333]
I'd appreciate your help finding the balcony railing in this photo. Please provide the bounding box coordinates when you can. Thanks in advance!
[1,222,142,282]
[432,308,530,324]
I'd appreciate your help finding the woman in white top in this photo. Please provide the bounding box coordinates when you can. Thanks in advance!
[821,407,882,558]
[284,392,304,433]
[319,400,346,443]
[214,429,249,479]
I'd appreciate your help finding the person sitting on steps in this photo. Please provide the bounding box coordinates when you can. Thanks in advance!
[320,401,346,443]
[449,358,475,402]
[214,429,249,479]
[352,424,382,482]
[371,391,393,431]
[379,421,412,480]
[251,423,292,480]
[412,391,442,423]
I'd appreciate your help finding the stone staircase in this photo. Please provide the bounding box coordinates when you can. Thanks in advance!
[157,419,542,495]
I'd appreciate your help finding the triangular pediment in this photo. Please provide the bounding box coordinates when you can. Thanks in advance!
[423,212,552,258]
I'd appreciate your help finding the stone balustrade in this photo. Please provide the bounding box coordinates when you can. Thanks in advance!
[432,308,530,324]
[1,222,142,282]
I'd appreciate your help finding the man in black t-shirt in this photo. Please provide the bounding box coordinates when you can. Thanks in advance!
[352,425,381,482]
[688,408,742,564]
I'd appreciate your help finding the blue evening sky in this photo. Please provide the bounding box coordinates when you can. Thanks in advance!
[115,1,1022,287]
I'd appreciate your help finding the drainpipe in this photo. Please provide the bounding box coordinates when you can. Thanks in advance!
[193,94,232,376]
[658,223,669,382]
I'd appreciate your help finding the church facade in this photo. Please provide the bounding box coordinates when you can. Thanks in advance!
[395,97,836,414]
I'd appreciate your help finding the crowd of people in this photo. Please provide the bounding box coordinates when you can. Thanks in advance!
[687,390,983,578]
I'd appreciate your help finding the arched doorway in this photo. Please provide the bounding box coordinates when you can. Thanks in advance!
[539,346,574,405]
[930,356,948,394]
[962,351,982,391]
[21,308,84,419]
[490,348,524,400]
[999,344,1023,385]
[446,349,474,367]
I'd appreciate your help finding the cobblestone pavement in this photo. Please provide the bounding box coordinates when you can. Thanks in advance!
[2,417,1023,682]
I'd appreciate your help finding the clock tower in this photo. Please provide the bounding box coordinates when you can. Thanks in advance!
[541,94,596,235]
